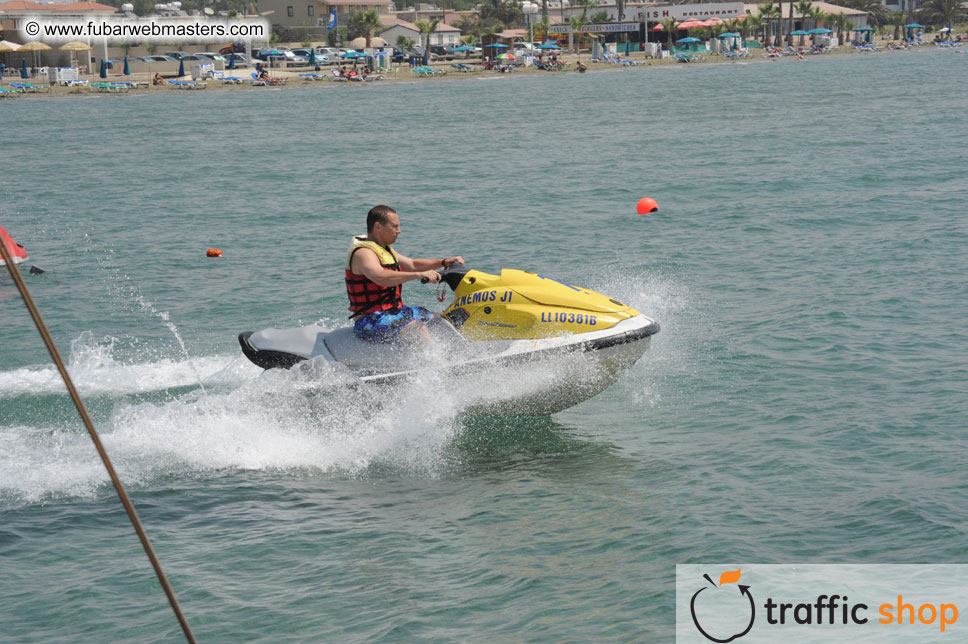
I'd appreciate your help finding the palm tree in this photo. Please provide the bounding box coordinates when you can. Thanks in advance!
[810,7,827,28]
[576,0,594,21]
[786,0,795,44]
[840,0,889,27]
[661,17,679,51]
[354,9,384,49]
[569,16,585,53]
[826,12,848,43]
[535,16,551,43]
[795,0,812,33]
[920,0,967,28]
[397,35,415,50]
[758,2,780,46]
[744,16,764,43]
[415,19,440,60]
[887,9,905,40]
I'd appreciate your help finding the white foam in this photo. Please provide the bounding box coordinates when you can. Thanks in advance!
[0,331,258,398]
[0,270,674,505]
[0,352,459,504]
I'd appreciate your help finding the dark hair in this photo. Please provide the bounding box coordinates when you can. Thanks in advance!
[367,205,396,232]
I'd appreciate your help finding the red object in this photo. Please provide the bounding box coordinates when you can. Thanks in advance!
[206,248,223,257]
[345,266,402,316]
[0,225,28,265]
[651,24,664,31]
[637,198,659,215]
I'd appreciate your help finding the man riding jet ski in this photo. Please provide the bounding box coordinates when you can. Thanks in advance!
[239,206,659,414]
[343,205,464,345]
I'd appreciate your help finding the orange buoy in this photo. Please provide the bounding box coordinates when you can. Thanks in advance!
[637,198,659,215]
[206,248,223,257]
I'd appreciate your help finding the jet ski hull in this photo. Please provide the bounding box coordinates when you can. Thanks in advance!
[239,315,658,415]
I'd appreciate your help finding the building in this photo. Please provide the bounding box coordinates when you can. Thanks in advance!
[256,0,391,32]
[743,1,868,29]
[0,0,117,41]
[377,15,460,47]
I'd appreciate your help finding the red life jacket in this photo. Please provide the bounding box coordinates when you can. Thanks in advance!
[345,237,403,316]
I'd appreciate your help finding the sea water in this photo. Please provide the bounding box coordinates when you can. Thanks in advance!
[1,49,966,642]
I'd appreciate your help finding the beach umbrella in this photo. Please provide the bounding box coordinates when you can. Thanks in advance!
[17,41,52,52]
[676,37,701,43]
[177,57,185,77]
[454,45,475,51]
[340,51,366,58]
[904,23,923,28]
[496,53,514,60]
[0,40,21,52]
[123,56,130,75]
[228,51,236,69]
[790,30,809,36]
[59,41,92,52]
[537,43,561,49]
[718,32,741,38]
[59,40,92,67]
[855,26,873,31]
[625,41,630,56]
[17,41,52,71]
[650,24,664,31]
[309,49,317,66]
[678,21,703,29]
[21,58,28,79]
[808,28,832,34]
[99,59,107,78]
[485,43,509,48]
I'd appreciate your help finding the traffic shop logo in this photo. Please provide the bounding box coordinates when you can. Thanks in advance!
[690,569,755,643]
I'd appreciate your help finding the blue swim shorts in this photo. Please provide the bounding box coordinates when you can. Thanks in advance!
[353,305,434,342]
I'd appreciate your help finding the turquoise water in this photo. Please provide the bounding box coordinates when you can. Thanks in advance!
[2,50,967,642]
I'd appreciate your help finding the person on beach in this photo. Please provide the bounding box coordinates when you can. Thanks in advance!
[346,205,463,343]
[153,73,164,85]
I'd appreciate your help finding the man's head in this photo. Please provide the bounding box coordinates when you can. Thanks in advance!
[366,205,401,245]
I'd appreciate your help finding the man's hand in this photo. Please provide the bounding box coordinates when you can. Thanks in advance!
[444,256,465,268]
[420,270,441,283]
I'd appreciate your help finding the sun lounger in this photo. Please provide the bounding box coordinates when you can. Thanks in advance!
[298,72,327,80]
[411,66,445,76]
[211,71,245,84]
[0,86,20,97]
[249,72,285,86]
[167,79,207,89]
[90,81,130,93]
[10,81,51,93]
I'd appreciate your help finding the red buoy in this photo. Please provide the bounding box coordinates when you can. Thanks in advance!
[206,248,223,257]
[637,198,658,215]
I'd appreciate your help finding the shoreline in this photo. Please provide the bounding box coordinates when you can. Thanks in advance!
[0,39,954,98]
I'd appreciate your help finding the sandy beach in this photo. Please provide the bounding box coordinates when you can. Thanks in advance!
[0,36,956,97]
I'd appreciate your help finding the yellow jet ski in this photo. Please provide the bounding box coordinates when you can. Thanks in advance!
[239,264,659,414]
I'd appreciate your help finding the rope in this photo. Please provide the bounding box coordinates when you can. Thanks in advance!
[1,242,197,644]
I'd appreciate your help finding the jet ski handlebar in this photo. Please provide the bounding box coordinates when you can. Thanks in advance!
[421,261,467,290]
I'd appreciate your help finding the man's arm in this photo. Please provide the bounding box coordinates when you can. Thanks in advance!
[351,248,441,285]
[396,252,465,272]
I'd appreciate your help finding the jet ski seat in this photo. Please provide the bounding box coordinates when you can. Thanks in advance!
[324,317,468,375]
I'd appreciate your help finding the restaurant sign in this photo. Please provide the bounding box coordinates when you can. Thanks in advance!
[549,22,638,33]
[638,2,746,22]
